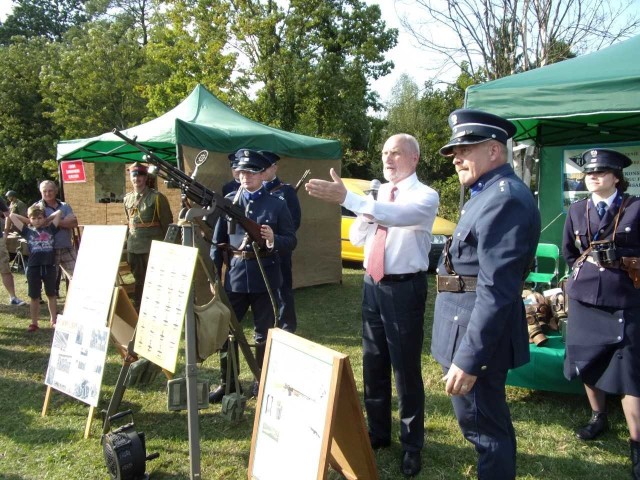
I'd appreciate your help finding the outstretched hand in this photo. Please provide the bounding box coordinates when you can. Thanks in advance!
[304,168,348,204]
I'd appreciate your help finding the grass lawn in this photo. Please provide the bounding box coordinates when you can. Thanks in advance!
[0,265,634,479]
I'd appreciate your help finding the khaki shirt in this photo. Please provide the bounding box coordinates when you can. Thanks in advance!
[9,199,27,217]
[124,187,173,254]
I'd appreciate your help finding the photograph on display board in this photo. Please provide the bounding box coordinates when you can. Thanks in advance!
[45,315,111,407]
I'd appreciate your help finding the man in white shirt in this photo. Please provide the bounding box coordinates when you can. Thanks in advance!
[306,134,439,477]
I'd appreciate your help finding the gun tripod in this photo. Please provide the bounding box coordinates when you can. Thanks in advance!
[102,206,260,480]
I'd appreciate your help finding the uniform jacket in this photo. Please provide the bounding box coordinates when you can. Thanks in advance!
[212,186,296,293]
[431,164,541,375]
[124,187,173,254]
[265,177,302,231]
[563,193,640,308]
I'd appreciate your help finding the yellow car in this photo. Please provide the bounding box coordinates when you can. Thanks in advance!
[341,178,456,270]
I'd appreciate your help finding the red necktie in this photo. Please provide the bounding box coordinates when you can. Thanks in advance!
[367,187,397,283]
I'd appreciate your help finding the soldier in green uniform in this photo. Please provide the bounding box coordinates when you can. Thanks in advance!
[4,190,28,235]
[124,162,174,310]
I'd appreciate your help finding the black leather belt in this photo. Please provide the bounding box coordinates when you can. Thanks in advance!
[379,271,425,283]
[232,251,273,259]
[436,274,477,292]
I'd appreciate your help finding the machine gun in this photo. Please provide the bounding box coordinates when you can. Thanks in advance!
[112,129,264,247]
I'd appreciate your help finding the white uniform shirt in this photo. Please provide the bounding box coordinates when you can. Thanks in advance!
[343,173,439,274]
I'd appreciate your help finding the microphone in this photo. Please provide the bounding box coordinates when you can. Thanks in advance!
[368,179,381,200]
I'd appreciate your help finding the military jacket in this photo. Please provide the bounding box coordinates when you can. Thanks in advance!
[265,177,302,231]
[124,187,173,254]
[431,164,541,376]
[212,186,296,293]
[9,199,27,217]
[563,193,640,308]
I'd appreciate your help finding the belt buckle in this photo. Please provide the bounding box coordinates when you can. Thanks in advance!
[456,275,465,292]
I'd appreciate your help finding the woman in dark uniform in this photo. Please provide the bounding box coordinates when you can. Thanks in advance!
[563,148,640,478]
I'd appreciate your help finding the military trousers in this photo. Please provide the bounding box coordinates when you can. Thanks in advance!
[449,368,516,480]
[361,271,426,452]
[127,251,149,311]
[277,253,297,333]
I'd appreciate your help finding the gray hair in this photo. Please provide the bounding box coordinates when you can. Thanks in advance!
[39,180,58,193]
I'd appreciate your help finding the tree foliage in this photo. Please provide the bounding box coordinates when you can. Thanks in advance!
[400,0,640,80]
[228,0,397,150]
[0,36,58,200]
[0,0,92,45]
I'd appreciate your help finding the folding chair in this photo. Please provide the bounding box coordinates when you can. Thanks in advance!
[525,243,560,290]
[10,239,28,273]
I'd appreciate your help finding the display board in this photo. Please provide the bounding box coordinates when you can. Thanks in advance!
[249,329,378,480]
[134,240,199,373]
[44,225,127,407]
[63,225,128,325]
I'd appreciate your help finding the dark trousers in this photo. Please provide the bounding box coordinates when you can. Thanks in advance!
[362,272,426,452]
[127,252,149,311]
[218,291,276,384]
[277,253,297,333]
[449,369,516,480]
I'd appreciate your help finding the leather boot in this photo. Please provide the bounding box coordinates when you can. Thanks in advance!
[630,439,640,479]
[575,411,609,440]
[209,341,240,404]
[251,341,266,398]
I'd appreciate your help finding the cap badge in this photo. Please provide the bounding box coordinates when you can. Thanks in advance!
[451,114,458,125]
[243,150,250,157]
[590,150,598,158]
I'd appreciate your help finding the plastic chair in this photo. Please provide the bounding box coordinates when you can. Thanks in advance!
[525,243,560,290]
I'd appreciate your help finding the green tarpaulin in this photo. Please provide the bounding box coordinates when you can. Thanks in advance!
[57,84,341,162]
[466,35,640,146]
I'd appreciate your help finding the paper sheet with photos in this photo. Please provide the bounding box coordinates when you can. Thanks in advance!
[45,315,111,407]
[134,240,199,373]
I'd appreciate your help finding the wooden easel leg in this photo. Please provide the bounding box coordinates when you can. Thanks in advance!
[84,406,95,439]
[41,386,52,417]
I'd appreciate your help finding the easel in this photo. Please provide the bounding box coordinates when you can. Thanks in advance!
[249,329,378,480]
[41,226,128,439]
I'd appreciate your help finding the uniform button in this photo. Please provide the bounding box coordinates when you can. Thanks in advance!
[457,232,461,237]
[618,354,623,359]
[249,210,253,214]
[481,366,487,371]
[454,316,459,321]
[600,229,605,233]
[619,318,624,323]
[461,210,465,215]
[617,336,622,341]
[599,267,605,272]
[575,230,579,235]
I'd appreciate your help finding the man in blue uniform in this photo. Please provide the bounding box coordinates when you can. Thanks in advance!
[209,149,297,403]
[222,154,241,197]
[261,151,302,333]
[562,149,640,477]
[431,109,540,479]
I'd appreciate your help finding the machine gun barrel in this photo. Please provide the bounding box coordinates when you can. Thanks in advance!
[112,129,264,246]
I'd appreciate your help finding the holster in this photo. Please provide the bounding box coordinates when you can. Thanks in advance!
[621,257,640,288]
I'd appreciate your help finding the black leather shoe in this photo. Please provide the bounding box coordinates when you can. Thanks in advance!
[369,434,391,450]
[251,380,260,398]
[576,411,609,440]
[401,451,421,477]
[209,385,226,404]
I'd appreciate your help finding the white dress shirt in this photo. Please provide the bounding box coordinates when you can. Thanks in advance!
[343,173,439,274]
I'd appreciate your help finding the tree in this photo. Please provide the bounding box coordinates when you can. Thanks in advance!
[39,20,149,137]
[140,0,239,115]
[0,36,58,199]
[399,0,640,80]
[228,0,397,150]
[0,0,91,45]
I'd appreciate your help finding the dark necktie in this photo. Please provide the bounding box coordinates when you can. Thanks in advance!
[367,187,397,283]
[597,201,607,219]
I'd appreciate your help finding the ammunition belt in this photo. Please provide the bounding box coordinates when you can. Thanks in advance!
[232,250,273,260]
[436,274,477,293]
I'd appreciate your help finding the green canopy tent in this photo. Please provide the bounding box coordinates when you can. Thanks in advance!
[465,34,640,247]
[56,84,343,288]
